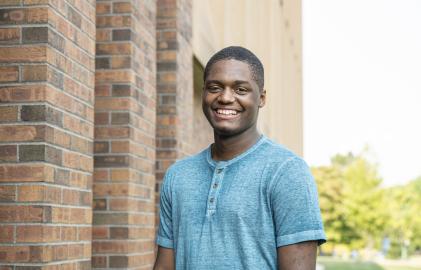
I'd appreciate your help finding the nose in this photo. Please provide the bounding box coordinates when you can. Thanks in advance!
[217,87,235,103]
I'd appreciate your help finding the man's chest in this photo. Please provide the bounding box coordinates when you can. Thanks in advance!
[172,165,273,228]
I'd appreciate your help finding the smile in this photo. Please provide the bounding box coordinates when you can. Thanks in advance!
[216,109,238,115]
[212,108,241,120]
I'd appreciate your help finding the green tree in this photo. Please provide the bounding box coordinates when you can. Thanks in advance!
[313,152,388,250]
[339,157,388,249]
[312,166,358,246]
[384,177,421,258]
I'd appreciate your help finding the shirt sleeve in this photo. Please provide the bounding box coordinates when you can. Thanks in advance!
[156,169,174,248]
[271,157,326,247]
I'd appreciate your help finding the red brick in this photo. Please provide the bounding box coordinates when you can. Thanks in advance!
[0,106,18,123]
[61,226,77,241]
[110,56,131,68]
[94,169,109,182]
[95,70,134,84]
[95,127,130,139]
[0,164,54,183]
[0,0,21,7]
[17,185,44,202]
[110,169,130,182]
[94,141,109,153]
[78,226,91,241]
[96,29,111,42]
[21,65,47,82]
[0,84,46,103]
[96,3,111,14]
[96,43,131,55]
[0,7,48,25]
[92,227,108,239]
[0,28,20,44]
[93,198,106,211]
[0,246,30,262]
[95,98,131,111]
[0,225,14,243]
[16,185,60,203]
[0,205,49,223]
[0,125,45,142]
[111,141,129,153]
[92,256,107,268]
[113,2,132,13]
[0,46,46,63]
[96,15,131,28]
[16,225,60,243]
[0,185,15,201]
[62,189,81,205]
[0,66,19,82]
[23,0,49,5]
[94,112,109,125]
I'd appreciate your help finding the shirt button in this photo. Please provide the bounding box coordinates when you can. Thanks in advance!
[213,183,218,189]
[217,168,223,173]
[209,198,215,203]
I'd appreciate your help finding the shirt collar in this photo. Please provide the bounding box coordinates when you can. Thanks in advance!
[206,135,267,168]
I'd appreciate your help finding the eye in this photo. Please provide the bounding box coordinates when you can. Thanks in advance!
[235,87,248,95]
[206,85,222,93]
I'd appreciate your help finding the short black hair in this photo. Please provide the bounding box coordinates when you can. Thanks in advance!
[203,46,264,90]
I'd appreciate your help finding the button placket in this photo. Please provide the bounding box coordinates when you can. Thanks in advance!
[206,166,225,215]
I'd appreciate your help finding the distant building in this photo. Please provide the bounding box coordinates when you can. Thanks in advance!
[0,0,302,268]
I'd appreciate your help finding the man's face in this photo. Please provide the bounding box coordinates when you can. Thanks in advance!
[202,59,266,137]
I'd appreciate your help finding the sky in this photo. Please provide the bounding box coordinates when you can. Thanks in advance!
[302,0,421,186]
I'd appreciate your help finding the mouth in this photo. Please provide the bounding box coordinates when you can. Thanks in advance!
[212,108,240,120]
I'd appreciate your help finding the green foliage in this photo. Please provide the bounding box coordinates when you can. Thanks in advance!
[383,177,421,258]
[318,257,383,270]
[318,257,421,270]
[313,152,421,255]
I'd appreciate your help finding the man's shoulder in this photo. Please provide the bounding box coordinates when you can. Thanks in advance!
[258,137,302,165]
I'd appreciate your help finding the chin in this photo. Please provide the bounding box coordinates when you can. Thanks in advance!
[213,125,245,137]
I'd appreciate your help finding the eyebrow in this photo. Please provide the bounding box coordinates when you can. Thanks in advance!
[205,80,251,85]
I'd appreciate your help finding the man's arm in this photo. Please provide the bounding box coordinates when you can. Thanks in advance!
[277,241,318,270]
[153,246,175,270]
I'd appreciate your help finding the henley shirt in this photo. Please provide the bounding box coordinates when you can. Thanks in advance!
[157,136,326,269]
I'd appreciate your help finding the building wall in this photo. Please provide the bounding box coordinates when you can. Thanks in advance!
[155,0,194,219]
[0,0,96,268]
[93,0,157,269]
[0,1,302,268]
[192,0,303,155]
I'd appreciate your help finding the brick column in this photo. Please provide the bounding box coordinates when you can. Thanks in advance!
[93,0,157,269]
[156,0,193,206]
[0,0,95,269]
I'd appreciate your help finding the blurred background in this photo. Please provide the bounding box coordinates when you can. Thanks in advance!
[303,0,421,269]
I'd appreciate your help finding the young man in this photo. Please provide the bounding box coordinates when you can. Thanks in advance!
[154,46,326,270]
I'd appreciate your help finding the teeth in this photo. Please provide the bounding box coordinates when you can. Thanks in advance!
[217,109,238,115]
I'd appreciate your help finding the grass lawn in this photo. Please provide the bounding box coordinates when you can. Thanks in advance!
[318,257,421,270]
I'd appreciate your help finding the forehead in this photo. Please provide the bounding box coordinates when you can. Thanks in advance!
[206,59,253,83]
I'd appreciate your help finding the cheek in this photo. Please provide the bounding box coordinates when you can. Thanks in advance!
[202,94,215,107]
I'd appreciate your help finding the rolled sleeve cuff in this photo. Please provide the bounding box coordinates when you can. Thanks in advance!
[156,235,174,249]
[276,230,326,247]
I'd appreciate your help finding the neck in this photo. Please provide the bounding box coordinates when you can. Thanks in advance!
[212,128,261,161]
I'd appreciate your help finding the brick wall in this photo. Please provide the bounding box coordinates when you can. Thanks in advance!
[0,0,96,268]
[156,0,193,204]
[0,0,197,268]
[93,0,157,269]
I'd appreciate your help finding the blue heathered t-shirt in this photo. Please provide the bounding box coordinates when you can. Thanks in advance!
[157,136,326,269]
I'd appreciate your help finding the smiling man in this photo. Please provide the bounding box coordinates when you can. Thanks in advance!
[153,46,326,270]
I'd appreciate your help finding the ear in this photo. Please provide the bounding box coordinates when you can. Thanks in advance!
[258,89,266,108]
